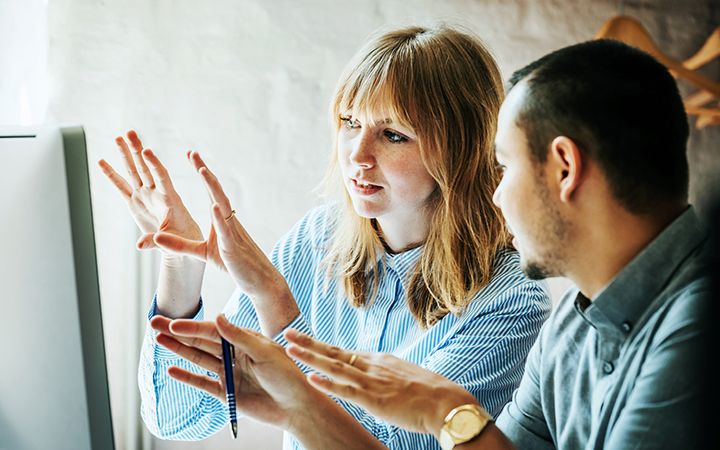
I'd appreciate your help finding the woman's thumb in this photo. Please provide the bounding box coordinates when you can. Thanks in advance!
[136,233,157,250]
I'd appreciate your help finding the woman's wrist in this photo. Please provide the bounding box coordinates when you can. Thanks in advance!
[156,254,206,318]
[161,252,205,271]
[251,277,301,337]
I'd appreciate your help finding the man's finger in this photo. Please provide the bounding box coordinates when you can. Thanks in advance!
[286,344,368,384]
[167,366,224,400]
[285,329,368,371]
[306,372,367,404]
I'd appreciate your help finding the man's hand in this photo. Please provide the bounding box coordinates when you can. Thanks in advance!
[285,329,479,438]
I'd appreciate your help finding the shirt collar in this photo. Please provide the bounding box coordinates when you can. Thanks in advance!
[381,245,424,281]
[575,206,707,337]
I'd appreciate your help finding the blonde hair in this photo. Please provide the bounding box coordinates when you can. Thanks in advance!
[322,25,509,328]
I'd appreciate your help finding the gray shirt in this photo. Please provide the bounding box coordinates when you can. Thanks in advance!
[496,207,710,449]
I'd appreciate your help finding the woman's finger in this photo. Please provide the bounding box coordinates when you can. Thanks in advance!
[126,130,155,188]
[136,233,157,250]
[210,203,233,238]
[142,148,176,195]
[153,231,208,262]
[199,167,233,215]
[115,135,143,189]
[285,329,368,371]
[188,151,234,217]
[215,314,277,361]
[167,366,224,400]
[177,334,222,356]
[150,315,173,334]
[169,319,222,342]
[155,333,223,374]
[97,159,133,199]
[286,343,369,384]
[151,317,220,354]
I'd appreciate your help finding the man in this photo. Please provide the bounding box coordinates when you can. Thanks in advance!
[155,39,711,449]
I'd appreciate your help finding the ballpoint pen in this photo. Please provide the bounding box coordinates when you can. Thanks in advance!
[221,337,238,438]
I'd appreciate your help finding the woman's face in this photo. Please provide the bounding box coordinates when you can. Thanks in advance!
[337,109,437,229]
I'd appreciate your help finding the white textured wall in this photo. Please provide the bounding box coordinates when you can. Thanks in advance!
[42,1,719,449]
[0,0,47,124]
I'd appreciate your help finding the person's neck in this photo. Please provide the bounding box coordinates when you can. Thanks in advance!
[566,203,687,299]
[375,213,430,254]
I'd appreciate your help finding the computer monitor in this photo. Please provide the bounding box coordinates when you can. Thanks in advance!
[0,126,115,450]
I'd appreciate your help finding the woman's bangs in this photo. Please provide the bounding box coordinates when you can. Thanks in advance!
[336,56,414,130]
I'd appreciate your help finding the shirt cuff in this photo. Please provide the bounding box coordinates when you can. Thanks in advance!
[272,313,313,347]
[147,294,205,360]
[271,314,313,374]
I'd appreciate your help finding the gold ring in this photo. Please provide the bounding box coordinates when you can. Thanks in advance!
[224,209,236,222]
[348,354,358,367]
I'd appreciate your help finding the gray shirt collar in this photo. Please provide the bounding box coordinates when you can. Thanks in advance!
[574,206,707,339]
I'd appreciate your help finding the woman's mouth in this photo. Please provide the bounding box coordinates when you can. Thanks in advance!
[351,178,383,195]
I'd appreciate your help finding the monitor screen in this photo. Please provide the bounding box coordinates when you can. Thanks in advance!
[0,126,114,450]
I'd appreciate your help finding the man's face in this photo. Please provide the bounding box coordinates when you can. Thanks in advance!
[492,81,570,279]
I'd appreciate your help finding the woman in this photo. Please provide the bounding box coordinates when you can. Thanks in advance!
[99,25,550,449]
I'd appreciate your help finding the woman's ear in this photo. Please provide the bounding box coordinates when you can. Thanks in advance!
[548,136,583,203]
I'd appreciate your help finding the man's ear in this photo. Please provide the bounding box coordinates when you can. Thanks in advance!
[548,136,583,203]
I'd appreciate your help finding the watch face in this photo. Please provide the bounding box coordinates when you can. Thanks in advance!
[449,409,482,440]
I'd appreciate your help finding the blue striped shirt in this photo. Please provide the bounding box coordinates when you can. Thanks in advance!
[139,204,551,449]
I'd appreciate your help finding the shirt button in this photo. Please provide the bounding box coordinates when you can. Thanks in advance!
[621,322,632,333]
[603,361,614,374]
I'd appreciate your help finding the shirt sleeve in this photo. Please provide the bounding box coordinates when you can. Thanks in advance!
[138,296,228,440]
[495,321,554,450]
[137,207,328,440]
[601,284,709,449]
[331,280,551,449]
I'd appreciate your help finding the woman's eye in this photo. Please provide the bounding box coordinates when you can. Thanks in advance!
[339,116,360,130]
[384,130,407,143]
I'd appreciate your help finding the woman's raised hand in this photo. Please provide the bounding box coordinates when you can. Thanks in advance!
[150,151,298,335]
[98,130,203,252]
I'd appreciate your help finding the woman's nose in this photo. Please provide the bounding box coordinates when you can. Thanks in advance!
[348,131,376,169]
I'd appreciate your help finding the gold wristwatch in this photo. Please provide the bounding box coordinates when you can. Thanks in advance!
[438,404,492,450]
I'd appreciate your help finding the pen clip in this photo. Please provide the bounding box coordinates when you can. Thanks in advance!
[230,344,235,367]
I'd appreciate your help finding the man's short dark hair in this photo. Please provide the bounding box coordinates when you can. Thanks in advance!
[509,39,689,214]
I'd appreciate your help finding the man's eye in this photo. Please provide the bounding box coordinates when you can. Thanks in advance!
[339,116,360,130]
[384,130,407,143]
